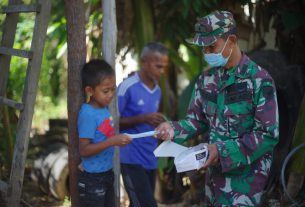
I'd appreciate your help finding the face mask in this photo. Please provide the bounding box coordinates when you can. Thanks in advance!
[203,38,232,67]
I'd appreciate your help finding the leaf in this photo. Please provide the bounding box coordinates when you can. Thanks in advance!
[182,1,190,18]
[132,0,154,55]
[56,42,67,59]
[168,48,192,73]
[177,75,198,120]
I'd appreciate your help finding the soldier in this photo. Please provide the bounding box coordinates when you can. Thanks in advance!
[156,11,279,206]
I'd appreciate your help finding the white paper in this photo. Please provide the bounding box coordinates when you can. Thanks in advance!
[124,131,156,139]
[154,141,208,173]
[153,140,187,157]
[174,144,208,172]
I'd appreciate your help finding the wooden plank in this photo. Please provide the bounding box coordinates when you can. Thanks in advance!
[102,0,119,206]
[6,0,52,206]
[0,3,23,206]
[2,4,41,13]
[0,2,23,204]
[0,96,24,110]
[0,47,33,59]
[0,0,23,104]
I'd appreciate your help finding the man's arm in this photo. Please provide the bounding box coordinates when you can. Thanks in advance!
[120,112,165,129]
[79,135,131,157]
[170,76,209,142]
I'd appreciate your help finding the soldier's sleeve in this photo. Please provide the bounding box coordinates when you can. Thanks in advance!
[170,76,209,143]
[216,77,279,172]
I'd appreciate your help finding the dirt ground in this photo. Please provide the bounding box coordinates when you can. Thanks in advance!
[19,167,302,207]
[21,173,65,207]
[20,171,185,207]
[20,177,282,207]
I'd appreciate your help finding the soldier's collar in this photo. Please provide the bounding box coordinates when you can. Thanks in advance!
[233,53,252,78]
[207,66,220,75]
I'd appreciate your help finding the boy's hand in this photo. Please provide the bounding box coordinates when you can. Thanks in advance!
[113,134,132,146]
[78,163,84,172]
[145,112,166,127]
[155,122,174,140]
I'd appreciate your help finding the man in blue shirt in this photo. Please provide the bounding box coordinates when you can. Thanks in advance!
[118,42,169,207]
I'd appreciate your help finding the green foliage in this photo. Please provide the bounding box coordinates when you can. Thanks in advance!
[157,157,175,179]
[152,0,218,85]
[131,0,154,57]
[7,13,35,101]
[63,196,71,207]
[87,10,103,58]
[177,75,198,120]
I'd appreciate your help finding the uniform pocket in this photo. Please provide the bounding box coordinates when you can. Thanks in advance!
[202,91,217,116]
[224,100,254,138]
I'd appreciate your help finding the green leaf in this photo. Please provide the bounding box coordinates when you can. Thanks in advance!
[56,42,67,59]
[177,75,198,120]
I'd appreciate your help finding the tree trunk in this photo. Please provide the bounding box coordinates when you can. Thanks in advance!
[64,0,86,206]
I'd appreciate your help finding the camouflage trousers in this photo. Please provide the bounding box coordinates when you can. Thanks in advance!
[204,164,267,207]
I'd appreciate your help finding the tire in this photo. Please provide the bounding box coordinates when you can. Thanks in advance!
[48,150,69,200]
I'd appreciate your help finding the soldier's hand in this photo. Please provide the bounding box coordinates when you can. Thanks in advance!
[202,144,219,170]
[155,122,174,140]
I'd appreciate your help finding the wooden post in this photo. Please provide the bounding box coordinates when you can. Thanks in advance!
[64,0,86,206]
[101,0,119,206]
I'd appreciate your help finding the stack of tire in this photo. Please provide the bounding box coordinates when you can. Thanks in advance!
[31,119,69,200]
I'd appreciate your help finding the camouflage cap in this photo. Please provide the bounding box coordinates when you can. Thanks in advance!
[186,10,236,47]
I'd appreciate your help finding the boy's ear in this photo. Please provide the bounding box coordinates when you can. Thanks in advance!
[84,86,93,97]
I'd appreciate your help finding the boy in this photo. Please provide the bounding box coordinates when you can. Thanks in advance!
[118,42,169,207]
[78,59,131,207]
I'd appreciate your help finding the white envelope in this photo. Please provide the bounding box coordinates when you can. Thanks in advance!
[153,141,208,173]
[124,131,156,139]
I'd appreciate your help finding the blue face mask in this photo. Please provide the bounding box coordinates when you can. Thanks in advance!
[203,38,232,67]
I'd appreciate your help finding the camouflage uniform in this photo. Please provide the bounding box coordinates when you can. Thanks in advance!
[171,11,279,206]
[186,11,236,47]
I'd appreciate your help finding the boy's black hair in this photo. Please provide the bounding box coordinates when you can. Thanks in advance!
[82,59,115,89]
